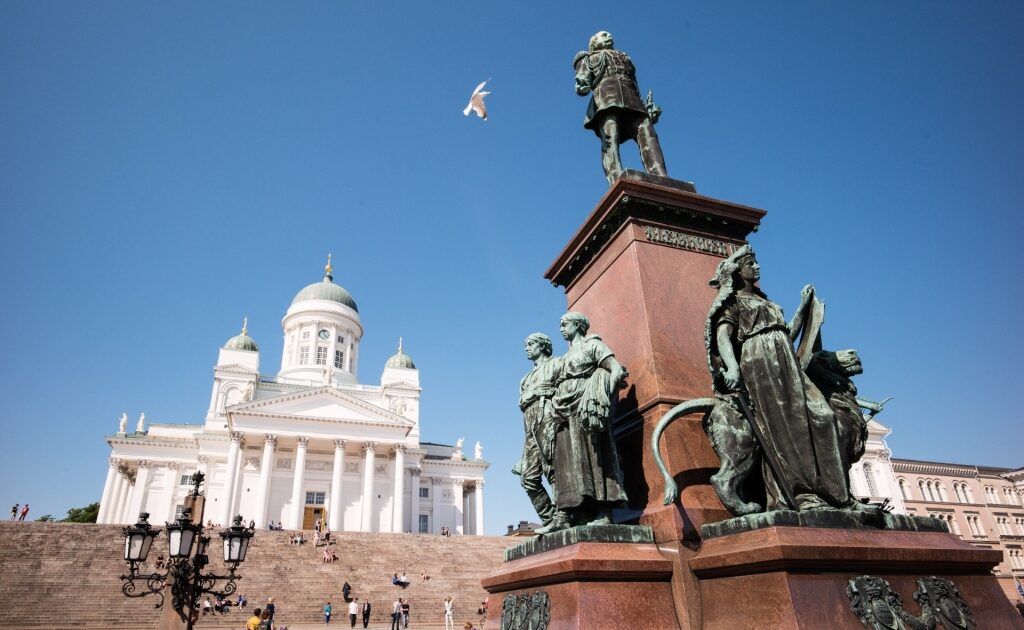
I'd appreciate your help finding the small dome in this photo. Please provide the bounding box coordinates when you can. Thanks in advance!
[224,317,258,351]
[291,256,358,311]
[385,337,416,369]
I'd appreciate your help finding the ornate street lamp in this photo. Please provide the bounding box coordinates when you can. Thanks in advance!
[119,471,255,629]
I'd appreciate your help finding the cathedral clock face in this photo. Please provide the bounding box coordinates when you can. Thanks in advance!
[318,329,330,340]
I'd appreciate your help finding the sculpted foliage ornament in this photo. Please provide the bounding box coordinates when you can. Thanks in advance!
[847,575,975,630]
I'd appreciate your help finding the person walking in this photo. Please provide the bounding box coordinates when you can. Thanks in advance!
[19,504,29,521]
[10,504,17,521]
[245,608,262,630]
[362,598,374,626]
[401,599,410,629]
[444,596,455,630]
[265,597,276,629]
[361,599,372,628]
[390,598,402,630]
[324,601,332,624]
[348,598,359,628]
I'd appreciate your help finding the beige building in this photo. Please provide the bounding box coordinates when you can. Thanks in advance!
[889,458,1024,603]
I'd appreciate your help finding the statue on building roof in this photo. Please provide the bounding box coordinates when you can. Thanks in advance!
[474,440,482,460]
[136,412,146,434]
[118,412,128,434]
[574,31,667,186]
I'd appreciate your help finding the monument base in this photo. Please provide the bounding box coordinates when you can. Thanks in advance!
[691,526,1024,629]
[482,526,677,629]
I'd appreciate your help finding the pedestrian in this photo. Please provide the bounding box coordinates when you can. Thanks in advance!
[348,598,359,628]
[324,601,332,624]
[401,599,410,629]
[361,599,372,628]
[246,608,263,630]
[444,596,455,630]
[10,504,17,521]
[342,582,352,602]
[19,504,29,521]
[266,597,275,629]
[390,598,402,630]
[258,609,272,630]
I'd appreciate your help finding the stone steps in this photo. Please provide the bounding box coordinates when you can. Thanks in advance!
[0,522,514,628]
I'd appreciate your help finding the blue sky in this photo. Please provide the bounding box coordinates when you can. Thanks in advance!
[1,2,1021,531]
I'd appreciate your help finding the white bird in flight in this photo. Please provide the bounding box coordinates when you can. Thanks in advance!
[463,79,490,120]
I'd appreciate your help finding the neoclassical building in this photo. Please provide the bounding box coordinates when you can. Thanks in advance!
[97,259,488,534]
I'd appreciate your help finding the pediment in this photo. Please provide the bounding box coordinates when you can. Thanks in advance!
[215,363,258,374]
[227,387,413,428]
[382,380,421,391]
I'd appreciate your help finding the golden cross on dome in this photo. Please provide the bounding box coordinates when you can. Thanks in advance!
[241,317,249,336]
[324,253,333,279]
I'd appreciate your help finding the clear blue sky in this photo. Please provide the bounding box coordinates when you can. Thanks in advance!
[1,2,1021,531]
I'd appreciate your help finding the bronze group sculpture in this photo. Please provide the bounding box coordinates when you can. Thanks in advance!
[515,314,629,534]
[574,31,667,185]
[653,246,884,524]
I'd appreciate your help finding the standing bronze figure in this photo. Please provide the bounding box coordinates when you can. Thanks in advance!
[574,31,668,185]
[513,333,560,531]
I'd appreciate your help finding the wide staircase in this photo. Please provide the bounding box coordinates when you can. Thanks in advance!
[0,522,518,629]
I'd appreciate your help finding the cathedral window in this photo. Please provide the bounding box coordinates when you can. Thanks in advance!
[179,474,192,486]
[863,463,878,496]
[337,335,344,343]
[302,330,310,340]
[316,346,327,365]
[305,491,325,505]
[299,346,309,364]
[334,350,344,369]
[174,504,186,519]
[419,487,429,499]
[418,514,429,533]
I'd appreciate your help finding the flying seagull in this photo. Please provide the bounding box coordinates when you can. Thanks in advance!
[463,79,490,120]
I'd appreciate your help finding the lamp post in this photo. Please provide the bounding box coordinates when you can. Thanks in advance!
[119,471,254,630]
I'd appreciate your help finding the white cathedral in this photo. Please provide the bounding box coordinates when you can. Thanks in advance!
[96,258,488,534]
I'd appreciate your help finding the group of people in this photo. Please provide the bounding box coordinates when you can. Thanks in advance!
[245,599,277,630]
[9,504,29,521]
[201,594,244,615]
[389,597,411,629]
[391,572,410,587]
[342,597,371,628]
[439,526,452,537]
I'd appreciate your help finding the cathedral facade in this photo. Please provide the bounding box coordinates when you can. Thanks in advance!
[96,260,487,534]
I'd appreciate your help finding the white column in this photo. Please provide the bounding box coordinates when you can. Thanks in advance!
[345,335,353,372]
[329,440,346,531]
[453,478,465,535]
[254,434,276,528]
[392,445,406,533]
[410,468,421,533]
[288,436,309,530]
[474,480,485,536]
[98,457,121,524]
[164,463,179,523]
[126,461,152,523]
[108,467,128,524]
[431,477,443,534]
[119,477,135,524]
[360,442,377,532]
[219,432,243,526]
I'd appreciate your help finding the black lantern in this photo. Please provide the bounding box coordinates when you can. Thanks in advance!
[122,512,160,563]
[165,513,200,559]
[221,515,255,564]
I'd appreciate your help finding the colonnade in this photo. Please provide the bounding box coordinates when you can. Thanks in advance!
[99,437,485,535]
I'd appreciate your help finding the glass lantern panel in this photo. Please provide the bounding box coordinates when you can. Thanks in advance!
[179,529,195,557]
[139,532,155,560]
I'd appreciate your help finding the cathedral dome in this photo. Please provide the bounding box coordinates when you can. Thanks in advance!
[291,255,358,312]
[385,338,416,369]
[223,318,258,352]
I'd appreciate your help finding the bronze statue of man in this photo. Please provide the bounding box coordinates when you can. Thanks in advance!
[574,31,668,185]
[513,333,560,531]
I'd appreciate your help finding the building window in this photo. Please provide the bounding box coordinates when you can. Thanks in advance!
[419,487,429,499]
[180,474,193,486]
[316,346,327,365]
[1015,517,1024,535]
[898,478,911,500]
[299,346,310,364]
[174,504,186,519]
[418,514,429,533]
[305,491,325,505]
[337,335,344,343]
[335,350,344,369]
[966,514,983,537]
[302,330,310,340]
[863,463,878,496]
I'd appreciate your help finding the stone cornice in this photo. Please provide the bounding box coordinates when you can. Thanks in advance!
[892,460,979,478]
[228,386,413,428]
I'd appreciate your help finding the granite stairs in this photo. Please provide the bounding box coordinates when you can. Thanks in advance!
[0,522,517,629]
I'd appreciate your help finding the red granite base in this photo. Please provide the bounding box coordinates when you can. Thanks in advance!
[691,527,1024,629]
[481,542,677,630]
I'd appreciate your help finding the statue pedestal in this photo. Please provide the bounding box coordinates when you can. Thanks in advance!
[481,170,1024,628]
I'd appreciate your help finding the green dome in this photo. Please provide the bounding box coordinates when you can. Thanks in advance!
[386,351,416,369]
[292,278,358,312]
[224,334,258,352]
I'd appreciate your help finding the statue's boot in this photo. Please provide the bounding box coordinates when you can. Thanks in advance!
[534,510,570,535]
[585,511,612,526]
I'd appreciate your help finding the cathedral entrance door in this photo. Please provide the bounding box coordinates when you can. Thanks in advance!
[303,506,324,530]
